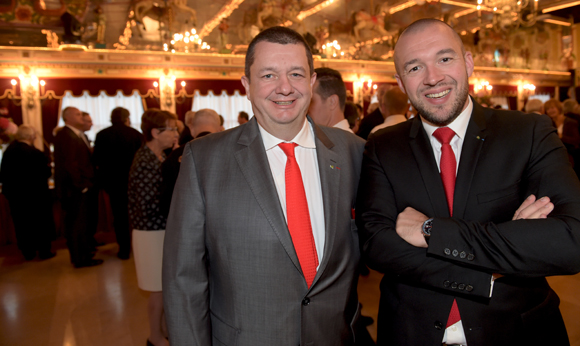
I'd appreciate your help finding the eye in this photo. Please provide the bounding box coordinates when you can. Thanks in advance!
[291,72,304,78]
[407,66,419,74]
[441,57,452,63]
[263,74,273,79]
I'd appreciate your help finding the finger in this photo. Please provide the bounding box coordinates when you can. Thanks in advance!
[513,194,536,220]
[518,197,552,220]
[536,203,555,219]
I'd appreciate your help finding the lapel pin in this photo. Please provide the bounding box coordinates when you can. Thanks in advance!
[476,136,485,141]
[330,165,341,170]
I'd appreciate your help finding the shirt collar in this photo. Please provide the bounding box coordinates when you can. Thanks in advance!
[421,97,472,140]
[258,118,316,151]
[65,124,84,138]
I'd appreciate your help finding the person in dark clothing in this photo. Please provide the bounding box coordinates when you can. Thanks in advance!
[178,111,195,146]
[93,107,143,259]
[356,84,391,140]
[0,125,55,260]
[160,108,221,218]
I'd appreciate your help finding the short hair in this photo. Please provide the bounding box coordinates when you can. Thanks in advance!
[382,88,409,115]
[238,111,249,121]
[82,111,90,117]
[562,99,578,114]
[219,115,224,126]
[245,26,313,80]
[544,98,563,114]
[193,108,220,127]
[141,108,177,142]
[344,102,360,128]
[314,67,346,111]
[376,84,392,103]
[184,111,196,126]
[111,107,130,124]
[394,19,465,75]
[61,106,78,123]
[525,99,545,113]
[15,124,35,141]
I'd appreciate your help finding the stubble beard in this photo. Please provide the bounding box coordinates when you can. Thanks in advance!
[412,78,469,127]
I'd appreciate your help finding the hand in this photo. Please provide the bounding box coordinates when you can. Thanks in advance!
[512,194,554,220]
[396,207,429,248]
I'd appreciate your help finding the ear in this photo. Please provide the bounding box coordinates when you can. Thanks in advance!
[310,72,317,89]
[241,76,251,100]
[329,94,339,110]
[151,128,160,140]
[395,74,407,94]
[464,51,474,77]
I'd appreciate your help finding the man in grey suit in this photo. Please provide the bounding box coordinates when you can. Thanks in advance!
[163,26,365,345]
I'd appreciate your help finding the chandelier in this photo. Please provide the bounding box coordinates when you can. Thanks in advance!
[480,0,539,30]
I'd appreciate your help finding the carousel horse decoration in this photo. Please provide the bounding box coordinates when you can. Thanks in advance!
[134,0,197,38]
[256,0,303,31]
[351,8,388,41]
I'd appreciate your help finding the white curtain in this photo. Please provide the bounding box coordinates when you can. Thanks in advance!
[59,90,145,141]
[192,90,253,130]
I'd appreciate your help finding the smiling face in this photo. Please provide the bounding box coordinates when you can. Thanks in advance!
[241,41,316,140]
[546,105,560,119]
[394,21,473,126]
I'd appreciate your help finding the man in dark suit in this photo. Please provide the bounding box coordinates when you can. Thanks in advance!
[356,84,390,140]
[0,125,55,260]
[356,19,580,346]
[163,27,365,345]
[54,106,103,268]
[94,107,143,259]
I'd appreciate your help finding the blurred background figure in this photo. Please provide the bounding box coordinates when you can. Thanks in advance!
[178,110,195,145]
[128,109,177,346]
[238,111,249,125]
[94,107,143,260]
[545,98,580,172]
[370,87,409,134]
[309,67,352,133]
[344,101,361,134]
[0,125,55,260]
[357,84,391,139]
[525,99,544,114]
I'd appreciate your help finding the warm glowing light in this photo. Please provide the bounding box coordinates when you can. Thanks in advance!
[191,28,196,34]
[389,1,416,14]
[297,0,335,21]
[10,79,17,86]
[181,81,186,87]
[40,80,45,86]
[154,81,159,87]
[373,84,378,90]
[542,0,580,13]
[199,0,245,39]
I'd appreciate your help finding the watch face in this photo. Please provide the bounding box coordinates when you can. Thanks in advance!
[422,219,433,236]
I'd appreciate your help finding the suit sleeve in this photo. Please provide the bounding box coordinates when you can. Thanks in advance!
[428,114,580,277]
[163,143,211,345]
[356,137,494,298]
[55,131,92,191]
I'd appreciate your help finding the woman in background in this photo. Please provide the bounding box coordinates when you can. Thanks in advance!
[128,108,178,346]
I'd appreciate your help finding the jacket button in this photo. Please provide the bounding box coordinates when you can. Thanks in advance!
[444,248,451,255]
[460,251,466,259]
[467,253,475,261]
[452,249,459,257]
[466,285,474,292]
[434,321,444,330]
[451,282,458,289]
[302,297,310,306]
[458,283,466,290]
[443,280,450,288]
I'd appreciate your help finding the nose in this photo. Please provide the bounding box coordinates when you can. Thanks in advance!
[276,75,293,95]
[423,65,444,86]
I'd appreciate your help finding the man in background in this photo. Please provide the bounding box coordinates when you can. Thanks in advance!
[238,111,249,125]
[178,110,195,145]
[0,125,55,260]
[308,67,353,133]
[525,98,544,114]
[94,107,143,259]
[54,107,102,268]
[370,87,409,134]
[357,84,391,139]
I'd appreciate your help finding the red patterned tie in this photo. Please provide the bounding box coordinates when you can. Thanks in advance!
[279,142,319,288]
[433,127,461,328]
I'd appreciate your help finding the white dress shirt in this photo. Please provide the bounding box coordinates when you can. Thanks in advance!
[333,118,354,133]
[370,114,407,134]
[258,119,326,267]
[421,98,473,346]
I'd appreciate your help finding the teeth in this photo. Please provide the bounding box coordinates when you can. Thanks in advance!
[275,101,293,105]
[426,90,450,99]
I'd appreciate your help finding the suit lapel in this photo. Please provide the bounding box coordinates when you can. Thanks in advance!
[234,118,302,272]
[310,119,341,287]
[409,117,451,217]
[453,101,487,219]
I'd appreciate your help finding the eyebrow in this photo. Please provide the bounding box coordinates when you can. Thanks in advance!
[257,66,307,74]
[402,48,459,72]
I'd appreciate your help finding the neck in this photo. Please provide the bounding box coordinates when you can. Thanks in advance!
[146,140,164,160]
[554,114,565,127]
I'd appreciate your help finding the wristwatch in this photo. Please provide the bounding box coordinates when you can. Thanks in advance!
[421,218,434,244]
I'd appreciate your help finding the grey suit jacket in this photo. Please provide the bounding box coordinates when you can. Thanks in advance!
[163,116,365,346]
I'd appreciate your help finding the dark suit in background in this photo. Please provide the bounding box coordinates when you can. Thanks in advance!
[0,141,55,259]
[356,107,383,140]
[357,102,580,346]
[94,123,143,258]
[54,126,98,267]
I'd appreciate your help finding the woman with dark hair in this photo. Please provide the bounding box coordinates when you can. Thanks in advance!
[128,108,178,346]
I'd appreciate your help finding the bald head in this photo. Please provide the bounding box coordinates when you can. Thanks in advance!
[394,19,465,75]
[15,124,36,145]
[190,108,221,138]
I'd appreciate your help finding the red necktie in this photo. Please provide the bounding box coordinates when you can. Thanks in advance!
[279,142,319,288]
[433,127,461,328]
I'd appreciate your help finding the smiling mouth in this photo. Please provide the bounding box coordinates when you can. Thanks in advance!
[274,101,294,105]
[425,89,450,99]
